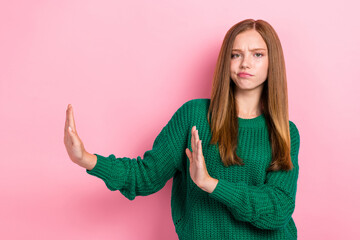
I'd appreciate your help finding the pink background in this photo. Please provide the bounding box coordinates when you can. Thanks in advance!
[1,0,359,239]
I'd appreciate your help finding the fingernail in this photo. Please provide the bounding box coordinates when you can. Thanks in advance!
[69,126,72,132]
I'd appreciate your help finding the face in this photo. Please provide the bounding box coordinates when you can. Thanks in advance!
[230,29,269,93]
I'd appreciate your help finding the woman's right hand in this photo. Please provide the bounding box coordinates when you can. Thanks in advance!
[63,104,87,166]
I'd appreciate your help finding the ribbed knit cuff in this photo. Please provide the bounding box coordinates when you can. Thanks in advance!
[85,153,113,180]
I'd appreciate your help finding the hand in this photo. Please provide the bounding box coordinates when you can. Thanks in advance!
[185,126,212,190]
[64,104,87,166]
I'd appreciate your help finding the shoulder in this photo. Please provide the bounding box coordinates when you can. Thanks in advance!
[175,98,210,116]
[163,98,210,145]
[289,120,300,156]
[289,120,300,140]
[181,98,210,109]
[167,98,210,129]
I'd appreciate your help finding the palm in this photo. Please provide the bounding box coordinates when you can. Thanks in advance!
[185,126,210,188]
[189,153,207,183]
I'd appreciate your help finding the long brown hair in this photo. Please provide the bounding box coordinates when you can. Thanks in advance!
[207,19,293,172]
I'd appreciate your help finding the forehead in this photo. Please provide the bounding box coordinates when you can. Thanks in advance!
[232,30,267,50]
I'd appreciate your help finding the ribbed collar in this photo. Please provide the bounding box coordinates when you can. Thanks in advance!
[238,113,266,128]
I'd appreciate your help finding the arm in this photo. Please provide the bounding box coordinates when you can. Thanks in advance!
[85,101,191,200]
[208,121,300,230]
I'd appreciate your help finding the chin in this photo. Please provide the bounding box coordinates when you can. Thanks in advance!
[236,84,263,92]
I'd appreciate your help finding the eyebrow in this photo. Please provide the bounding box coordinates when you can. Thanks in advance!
[232,48,267,52]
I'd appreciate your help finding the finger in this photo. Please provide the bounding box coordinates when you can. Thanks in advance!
[69,104,77,132]
[198,140,203,158]
[196,130,202,156]
[64,105,71,141]
[65,104,70,134]
[191,126,196,153]
[66,126,73,140]
[64,126,72,146]
[194,129,199,156]
[67,125,80,145]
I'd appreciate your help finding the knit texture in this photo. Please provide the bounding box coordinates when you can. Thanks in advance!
[86,98,300,240]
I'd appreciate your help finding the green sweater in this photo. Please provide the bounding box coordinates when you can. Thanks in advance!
[86,98,300,239]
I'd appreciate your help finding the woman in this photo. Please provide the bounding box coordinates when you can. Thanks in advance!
[64,19,300,239]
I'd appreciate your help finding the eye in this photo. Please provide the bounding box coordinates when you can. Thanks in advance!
[254,53,264,57]
[231,53,240,59]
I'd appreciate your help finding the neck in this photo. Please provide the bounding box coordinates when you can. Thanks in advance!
[238,111,262,119]
[234,88,263,118]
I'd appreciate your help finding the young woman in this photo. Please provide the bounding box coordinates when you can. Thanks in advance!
[64,19,300,240]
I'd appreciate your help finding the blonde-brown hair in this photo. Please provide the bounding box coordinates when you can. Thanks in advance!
[207,19,293,172]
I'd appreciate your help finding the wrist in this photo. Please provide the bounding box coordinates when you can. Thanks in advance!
[80,151,97,170]
[199,176,219,193]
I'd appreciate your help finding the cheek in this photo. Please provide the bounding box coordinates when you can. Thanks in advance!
[229,62,236,74]
[261,66,268,80]
[230,60,239,73]
[257,60,268,75]
[230,61,235,70]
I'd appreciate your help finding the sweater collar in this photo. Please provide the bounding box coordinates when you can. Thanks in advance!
[238,113,266,128]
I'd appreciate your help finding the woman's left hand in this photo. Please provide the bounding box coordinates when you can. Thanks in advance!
[185,126,218,192]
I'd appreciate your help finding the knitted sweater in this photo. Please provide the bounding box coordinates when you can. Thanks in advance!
[86,98,300,240]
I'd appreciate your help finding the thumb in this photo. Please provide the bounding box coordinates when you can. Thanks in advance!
[185,148,192,163]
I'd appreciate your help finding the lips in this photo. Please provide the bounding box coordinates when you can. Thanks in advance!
[237,72,253,77]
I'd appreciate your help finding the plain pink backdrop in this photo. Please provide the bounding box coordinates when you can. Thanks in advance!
[1,0,359,239]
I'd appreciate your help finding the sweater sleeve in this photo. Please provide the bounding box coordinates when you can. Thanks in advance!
[208,121,300,230]
[85,101,191,200]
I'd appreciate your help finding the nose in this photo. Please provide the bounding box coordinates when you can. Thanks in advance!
[240,53,251,69]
